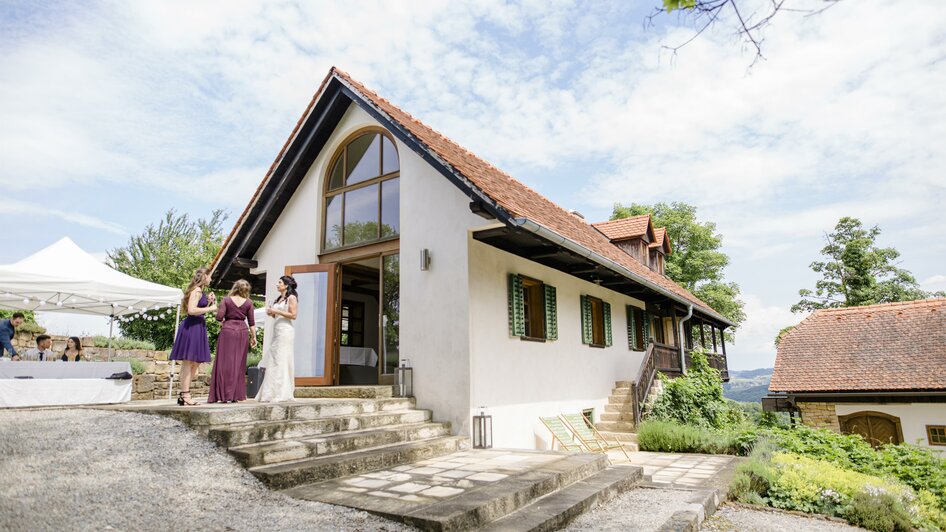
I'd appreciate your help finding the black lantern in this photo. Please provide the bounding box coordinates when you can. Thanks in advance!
[397,365,413,397]
[472,407,493,449]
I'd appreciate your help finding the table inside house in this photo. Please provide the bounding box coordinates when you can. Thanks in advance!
[0,361,133,407]
[339,347,378,367]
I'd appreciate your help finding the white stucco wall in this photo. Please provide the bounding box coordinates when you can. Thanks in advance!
[468,238,648,450]
[835,403,946,452]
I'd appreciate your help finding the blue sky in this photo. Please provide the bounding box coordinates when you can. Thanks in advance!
[2,0,944,370]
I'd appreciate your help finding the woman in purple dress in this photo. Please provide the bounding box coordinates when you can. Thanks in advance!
[170,268,217,406]
[208,279,257,403]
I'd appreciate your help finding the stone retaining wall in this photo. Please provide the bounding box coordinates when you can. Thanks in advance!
[9,331,210,401]
[797,401,841,432]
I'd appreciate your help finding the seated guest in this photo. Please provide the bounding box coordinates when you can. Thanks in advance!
[0,312,24,360]
[61,336,84,362]
[22,335,55,362]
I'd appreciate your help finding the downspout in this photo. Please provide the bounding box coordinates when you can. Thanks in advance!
[678,304,693,375]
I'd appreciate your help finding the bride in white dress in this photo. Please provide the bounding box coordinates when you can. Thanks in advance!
[256,275,297,402]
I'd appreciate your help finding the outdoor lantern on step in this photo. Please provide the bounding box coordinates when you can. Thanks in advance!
[397,361,413,397]
[472,407,493,449]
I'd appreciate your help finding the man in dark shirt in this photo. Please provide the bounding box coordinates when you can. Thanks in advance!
[0,312,24,359]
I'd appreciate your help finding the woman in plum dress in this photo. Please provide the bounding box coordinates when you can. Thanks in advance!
[170,268,217,406]
[256,275,297,403]
[208,279,257,403]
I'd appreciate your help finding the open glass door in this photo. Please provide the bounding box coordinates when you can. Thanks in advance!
[286,264,338,386]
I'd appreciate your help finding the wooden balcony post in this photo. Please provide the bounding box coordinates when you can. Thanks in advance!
[711,325,718,354]
[720,329,727,356]
[699,318,706,350]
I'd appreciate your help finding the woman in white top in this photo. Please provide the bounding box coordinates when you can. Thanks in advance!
[256,275,298,402]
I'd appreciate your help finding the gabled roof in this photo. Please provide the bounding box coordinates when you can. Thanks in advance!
[649,227,672,255]
[211,67,731,325]
[592,216,655,242]
[770,299,946,393]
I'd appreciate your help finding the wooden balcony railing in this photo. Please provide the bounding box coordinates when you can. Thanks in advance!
[634,342,731,424]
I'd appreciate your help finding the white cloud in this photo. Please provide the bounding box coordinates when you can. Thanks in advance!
[922,275,946,292]
[5,199,126,235]
[728,294,804,370]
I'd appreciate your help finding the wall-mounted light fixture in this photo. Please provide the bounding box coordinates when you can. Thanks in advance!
[420,248,431,271]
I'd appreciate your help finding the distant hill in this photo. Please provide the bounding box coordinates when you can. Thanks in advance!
[724,368,772,403]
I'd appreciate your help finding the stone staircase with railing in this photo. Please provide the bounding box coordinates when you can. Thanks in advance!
[596,381,639,448]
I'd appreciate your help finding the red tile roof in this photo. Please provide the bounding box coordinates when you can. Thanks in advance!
[592,216,653,241]
[770,299,946,393]
[214,67,729,324]
[649,227,672,255]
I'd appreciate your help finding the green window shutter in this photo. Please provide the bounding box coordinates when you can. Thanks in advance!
[580,295,592,344]
[642,310,651,346]
[603,302,612,347]
[508,274,525,337]
[627,306,637,350]
[544,284,558,341]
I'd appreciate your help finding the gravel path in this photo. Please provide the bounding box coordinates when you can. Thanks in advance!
[564,486,704,531]
[703,505,864,531]
[0,409,413,532]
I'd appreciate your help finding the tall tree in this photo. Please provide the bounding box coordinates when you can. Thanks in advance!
[108,209,228,350]
[792,217,933,312]
[611,202,746,332]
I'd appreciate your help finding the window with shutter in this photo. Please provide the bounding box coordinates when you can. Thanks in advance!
[580,295,593,344]
[627,306,645,350]
[509,273,556,341]
[508,274,525,337]
[603,302,612,347]
[642,310,651,346]
[581,295,608,348]
[544,285,558,341]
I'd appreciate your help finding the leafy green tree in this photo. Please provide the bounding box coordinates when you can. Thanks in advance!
[611,202,746,331]
[792,217,933,313]
[107,209,228,350]
[773,325,795,348]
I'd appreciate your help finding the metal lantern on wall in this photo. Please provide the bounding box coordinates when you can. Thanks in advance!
[472,407,493,449]
[397,360,413,397]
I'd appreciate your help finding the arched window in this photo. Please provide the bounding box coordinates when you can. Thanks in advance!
[323,130,399,250]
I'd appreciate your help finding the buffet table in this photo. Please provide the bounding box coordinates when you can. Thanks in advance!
[0,361,133,407]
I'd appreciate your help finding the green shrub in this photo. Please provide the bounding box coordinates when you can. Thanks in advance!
[646,350,741,428]
[93,336,157,350]
[112,357,146,375]
[246,353,262,370]
[843,491,913,532]
[729,440,778,502]
[637,420,748,455]
[18,321,47,334]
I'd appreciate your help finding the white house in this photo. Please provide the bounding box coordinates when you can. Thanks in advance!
[767,298,946,452]
[210,67,733,449]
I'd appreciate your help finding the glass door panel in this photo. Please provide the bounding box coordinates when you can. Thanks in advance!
[286,264,338,386]
[380,253,399,376]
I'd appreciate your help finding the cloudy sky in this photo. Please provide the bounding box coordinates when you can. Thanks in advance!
[2,0,944,369]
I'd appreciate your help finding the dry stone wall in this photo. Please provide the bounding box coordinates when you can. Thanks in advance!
[797,401,841,432]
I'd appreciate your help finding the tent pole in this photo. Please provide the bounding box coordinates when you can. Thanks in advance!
[169,305,180,402]
[107,314,114,361]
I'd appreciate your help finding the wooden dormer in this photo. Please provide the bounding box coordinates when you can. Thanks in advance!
[648,227,673,275]
[592,215,656,266]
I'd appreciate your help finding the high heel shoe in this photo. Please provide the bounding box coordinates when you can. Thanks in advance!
[178,391,198,406]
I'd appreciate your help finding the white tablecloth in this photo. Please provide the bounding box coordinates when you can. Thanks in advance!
[0,361,133,407]
[339,347,378,366]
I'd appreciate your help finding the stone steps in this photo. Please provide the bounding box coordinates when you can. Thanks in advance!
[231,422,452,467]
[207,409,432,447]
[599,412,635,422]
[481,465,643,531]
[598,431,638,444]
[295,385,397,399]
[152,397,416,428]
[595,420,635,432]
[253,435,465,489]
[607,395,634,405]
[285,452,635,531]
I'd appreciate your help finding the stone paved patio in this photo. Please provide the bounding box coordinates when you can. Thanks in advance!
[621,451,738,487]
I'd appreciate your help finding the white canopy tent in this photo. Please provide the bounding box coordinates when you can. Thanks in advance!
[0,237,184,362]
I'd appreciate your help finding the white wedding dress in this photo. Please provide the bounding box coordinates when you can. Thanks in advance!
[256,299,295,402]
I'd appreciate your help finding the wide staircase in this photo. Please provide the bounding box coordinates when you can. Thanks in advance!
[121,384,644,531]
[596,381,639,448]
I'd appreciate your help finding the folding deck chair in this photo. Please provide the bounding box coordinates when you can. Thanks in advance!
[560,413,632,463]
[539,416,585,453]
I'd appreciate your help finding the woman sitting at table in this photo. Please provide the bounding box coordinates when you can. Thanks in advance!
[61,336,84,362]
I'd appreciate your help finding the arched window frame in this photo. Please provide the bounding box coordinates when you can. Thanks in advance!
[321,127,400,252]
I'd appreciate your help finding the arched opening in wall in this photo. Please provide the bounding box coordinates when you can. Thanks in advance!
[839,411,904,447]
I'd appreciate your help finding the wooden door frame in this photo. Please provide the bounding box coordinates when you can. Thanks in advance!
[285,263,339,386]
[839,411,904,446]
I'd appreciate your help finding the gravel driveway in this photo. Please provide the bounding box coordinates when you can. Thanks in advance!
[704,505,864,531]
[564,486,704,531]
[0,408,412,532]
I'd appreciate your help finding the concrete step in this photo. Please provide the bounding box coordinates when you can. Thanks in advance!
[285,452,612,530]
[595,420,635,432]
[252,436,465,489]
[614,381,634,388]
[603,404,634,414]
[610,387,632,395]
[158,397,416,428]
[598,431,638,444]
[599,412,635,423]
[207,409,432,447]
[481,465,643,531]
[607,395,634,405]
[231,422,452,467]
[295,385,397,399]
